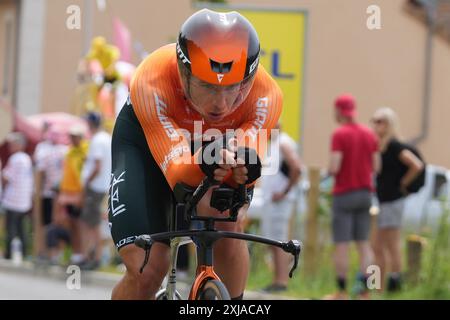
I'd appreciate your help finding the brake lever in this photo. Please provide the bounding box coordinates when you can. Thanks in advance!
[134,235,153,273]
[282,240,302,278]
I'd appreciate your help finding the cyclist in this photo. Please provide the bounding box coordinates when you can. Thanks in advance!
[109,9,282,300]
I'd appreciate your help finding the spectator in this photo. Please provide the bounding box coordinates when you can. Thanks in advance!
[0,159,2,201]
[325,94,380,300]
[260,122,302,292]
[371,107,424,292]
[80,112,112,269]
[34,127,67,258]
[45,207,71,265]
[33,121,51,165]
[56,126,88,265]
[1,132,34,260]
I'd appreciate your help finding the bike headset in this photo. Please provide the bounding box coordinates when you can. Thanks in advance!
[176,9,261,116]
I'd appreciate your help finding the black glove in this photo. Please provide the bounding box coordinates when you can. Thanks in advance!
[236,147,262,184]
[198,133,234,179]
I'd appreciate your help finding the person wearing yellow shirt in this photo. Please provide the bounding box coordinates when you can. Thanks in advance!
[57,126,89,265]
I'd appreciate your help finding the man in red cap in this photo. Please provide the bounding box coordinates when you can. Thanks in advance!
[325,94,380,300]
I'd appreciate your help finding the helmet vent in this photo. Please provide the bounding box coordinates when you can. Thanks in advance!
[210,59,233,74]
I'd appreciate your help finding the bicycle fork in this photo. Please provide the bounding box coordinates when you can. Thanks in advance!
[187,230,223,300]
[163,236,192,300]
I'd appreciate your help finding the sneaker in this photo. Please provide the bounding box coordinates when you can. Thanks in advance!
[261,283,287,293]
[79,259,100,271]
[322,292,349,300]
[69,254,86,265]
[356,291,371,300]
[387,274,402,292]
[34,255,51,265]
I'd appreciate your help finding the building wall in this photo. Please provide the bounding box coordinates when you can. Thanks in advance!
[16,0,47,116]
[227,0,450,169]
[0,0,18,104]
[6,0,450,168]
[40,0,193,115]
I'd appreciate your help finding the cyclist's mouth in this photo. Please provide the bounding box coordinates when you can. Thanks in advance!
[207,112,226,121]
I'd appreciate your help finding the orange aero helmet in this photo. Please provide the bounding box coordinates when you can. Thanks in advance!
[177,9,260,87]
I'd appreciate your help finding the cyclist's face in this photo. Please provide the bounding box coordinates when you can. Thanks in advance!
[186,75,255,123]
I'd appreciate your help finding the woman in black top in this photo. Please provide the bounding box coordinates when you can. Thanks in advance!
[371,107,424,292]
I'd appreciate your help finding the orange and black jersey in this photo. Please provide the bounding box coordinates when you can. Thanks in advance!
[130,44,283,189]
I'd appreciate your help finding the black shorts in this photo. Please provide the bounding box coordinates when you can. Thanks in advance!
[109,101,254,251]
[42,197,53,226]
[109,102,174,251]
[46,225,71,248]
[66,204,82,219]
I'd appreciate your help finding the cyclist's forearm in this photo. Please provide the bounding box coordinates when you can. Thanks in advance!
[166,156,205,189]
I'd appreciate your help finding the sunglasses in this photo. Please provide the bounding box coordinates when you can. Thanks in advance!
[371,118,386,125]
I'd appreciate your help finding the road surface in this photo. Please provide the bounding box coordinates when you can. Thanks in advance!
[0,270,113,299]
[0,261,288,300]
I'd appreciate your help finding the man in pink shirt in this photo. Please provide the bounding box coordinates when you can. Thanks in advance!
[326,94,380,300]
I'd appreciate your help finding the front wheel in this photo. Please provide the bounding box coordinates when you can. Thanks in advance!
[196,279,231,300]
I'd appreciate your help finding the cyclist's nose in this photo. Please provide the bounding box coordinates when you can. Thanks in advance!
[213,91,229,112]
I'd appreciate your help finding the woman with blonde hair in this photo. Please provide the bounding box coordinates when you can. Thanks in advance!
[371,107,424,292]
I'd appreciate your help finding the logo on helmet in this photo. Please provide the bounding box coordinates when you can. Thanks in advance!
[176,43,190,65]
[249,56,259,75]
[219,13,228,24]
[217,74,224,83]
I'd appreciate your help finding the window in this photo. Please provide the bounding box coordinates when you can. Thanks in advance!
[432,172,447,200]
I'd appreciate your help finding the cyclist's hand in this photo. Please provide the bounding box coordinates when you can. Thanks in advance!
[232,156,248,184]
[234,147,262,184]
[214,149,237,182]
[199,134,239,182]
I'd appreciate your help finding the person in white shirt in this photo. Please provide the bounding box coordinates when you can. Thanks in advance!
[34,126,68,258]
[80,112,112,269]
[260,123,302,292]
[33,122,52,167]
[1,132,34,259]
[34,127,68,224]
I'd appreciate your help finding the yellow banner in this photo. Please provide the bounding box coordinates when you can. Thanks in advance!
[236,9,307,142]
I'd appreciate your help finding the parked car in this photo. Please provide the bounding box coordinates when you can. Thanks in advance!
[402,164,450,234]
